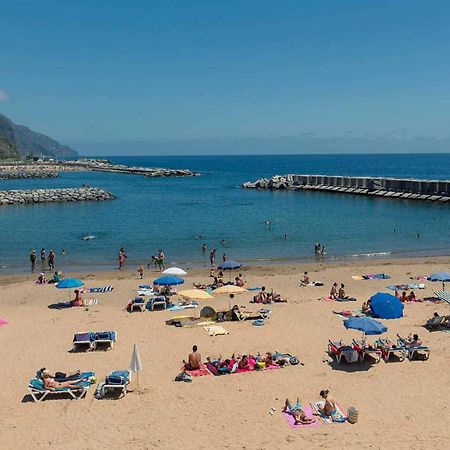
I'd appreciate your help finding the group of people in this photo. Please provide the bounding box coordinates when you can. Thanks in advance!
[284,390,336,425]
[329,282,349,300]
[194,271,245,290]
[36,270,62,285]
[252,286,286,303]
[30,248,57,273]
[314,243,325,256]
[396,290,417,303]
[147,249,166,271]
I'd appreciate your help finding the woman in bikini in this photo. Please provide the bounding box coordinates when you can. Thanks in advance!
[317,389,337,416]
[283,398,315,424]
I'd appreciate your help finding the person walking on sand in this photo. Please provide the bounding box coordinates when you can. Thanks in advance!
[137,265,144,279]
[30,250,36,273]
[210,249,216,267]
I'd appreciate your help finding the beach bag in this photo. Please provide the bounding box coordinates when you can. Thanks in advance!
[289,357,299,365]
[174,372,192,382]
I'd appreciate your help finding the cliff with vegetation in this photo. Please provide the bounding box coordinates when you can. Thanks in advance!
[0,113,77,159]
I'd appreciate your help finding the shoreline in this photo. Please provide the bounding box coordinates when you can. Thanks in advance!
[1,254,448,285]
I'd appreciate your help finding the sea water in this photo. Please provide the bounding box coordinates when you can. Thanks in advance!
[0,153,449,273]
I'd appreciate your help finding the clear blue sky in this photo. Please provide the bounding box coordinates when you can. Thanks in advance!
[1,0,450,154]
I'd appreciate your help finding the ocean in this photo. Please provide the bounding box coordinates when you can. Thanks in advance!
[1,153,449,273]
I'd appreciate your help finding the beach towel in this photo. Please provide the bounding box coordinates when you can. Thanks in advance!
[137,290,155,296]
[283,406,320,429]
[181,363,210,377]
[204,325,229,336]
[0,318,8,327]
[89,286,113,293]
[353,274,391,280]
[310,402,347,424]
[168,302,198,311]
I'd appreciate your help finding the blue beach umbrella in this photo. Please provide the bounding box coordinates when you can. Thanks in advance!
[218,261,242,270]
[153,275,184,286]
[56,278,84,289]
[370,292,404,319]
[343,317,387,336]
[428,272,450,291]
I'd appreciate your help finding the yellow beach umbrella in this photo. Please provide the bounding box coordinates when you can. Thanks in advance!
[178,289,214,301]
[212,285,247,295]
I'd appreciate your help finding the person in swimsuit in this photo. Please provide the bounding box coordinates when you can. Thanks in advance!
[317,389,337,416]
[42,370,83,389]
[330,282,338,299]
[283,398,315,425]
[338,284,346,300]
[209,249,216,267]
[300,272,309,286]
[71,289,84,307]
[184,345,201,370]
[30,250,36,273]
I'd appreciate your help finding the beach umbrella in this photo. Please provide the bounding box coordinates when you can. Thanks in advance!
[370,292,404,319]
[153,275,184,286]
[56,278,84,289]
[163,267,187,277]
[218,261,242,270]
[129,343,142,388]
[56,278,84,301]
[344,317,387,336]
[200,306,216,318]
[212,285,247,295]
[428,272,450,291]
[178,289,213,301]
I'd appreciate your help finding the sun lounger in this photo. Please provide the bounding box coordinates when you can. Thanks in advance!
[147,295,167,311]
[92,331,117,350]
[129,297,146,312]
[425,315,447,330]
[28,378,90,402]
[352,339,381,363]
[374,338,406,362]
[72,332,95,352]
[97,370,131,398]
[396,336,430,361]
[327,340,359,364]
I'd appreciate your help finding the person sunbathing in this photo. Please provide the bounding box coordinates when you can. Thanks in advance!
[283,398,315,425]
[268,289,287,303]
[237,354,251,370]
[317,389,337,416]
[361,299,372,314]
[330,282,338,299]
[37,273,48,284]
[39,368,82,381]
[407,291,417,302]
[300,272,310,286]
[71,289,84,307]
[184,345,201,370]
[42,370,83,390]
[403,333,422,347]
[338,284,346,300]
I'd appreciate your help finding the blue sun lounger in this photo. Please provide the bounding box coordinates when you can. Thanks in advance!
[28,377,92,402]
[95,370,131,399]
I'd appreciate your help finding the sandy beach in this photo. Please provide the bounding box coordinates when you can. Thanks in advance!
[1,256,449,450]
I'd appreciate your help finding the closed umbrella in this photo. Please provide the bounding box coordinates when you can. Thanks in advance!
[163,267,187,277]
[178,289,213,301]
[428,272,450,291]
[129,343,142,388]
[370,292,404,319]
[153,275,184,286]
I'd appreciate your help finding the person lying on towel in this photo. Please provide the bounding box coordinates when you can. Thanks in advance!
[283,398,315,425]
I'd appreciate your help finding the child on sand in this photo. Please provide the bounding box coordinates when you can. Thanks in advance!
[137,265,144,279]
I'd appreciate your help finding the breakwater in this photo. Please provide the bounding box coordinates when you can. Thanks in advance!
[0,187,114,205]
[243,175,450,203]
[0,171,58,179]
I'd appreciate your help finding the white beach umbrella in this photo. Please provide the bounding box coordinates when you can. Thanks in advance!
[163,267,187,277]
[129,343,142,387]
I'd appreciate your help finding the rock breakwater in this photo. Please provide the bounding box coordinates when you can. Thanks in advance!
[0,187,115,205]
[0,171,59,179]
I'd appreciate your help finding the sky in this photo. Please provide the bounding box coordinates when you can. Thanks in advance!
[1,0,450,155]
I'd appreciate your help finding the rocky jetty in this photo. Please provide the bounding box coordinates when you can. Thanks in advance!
[63,159,199,177]
[0,187,115,205]
[243,174,450,203]
[0,171,59,179]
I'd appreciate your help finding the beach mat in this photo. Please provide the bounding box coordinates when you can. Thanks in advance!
[283,406,321,429]
[353,274,391,280]
[204,325,229,336]
[181,363,210,377]
[310,402,347,424]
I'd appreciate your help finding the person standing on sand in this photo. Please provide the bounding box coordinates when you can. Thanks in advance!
[30,250,36,272]
[210,249,216,267]
[137,265,144,279]
[158,249,165,270]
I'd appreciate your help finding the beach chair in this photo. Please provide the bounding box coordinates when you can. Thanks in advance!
[100,370,131,398]
[327,340,359,364]
[130,297,147,312]
[72,332,94,352]
[396,336,430,361]
[425,315,446,330]
[92,331,117,350]
[27,378,90,402]
[147,295,167,311]
[374,338,406,362]
[352,339,382,363]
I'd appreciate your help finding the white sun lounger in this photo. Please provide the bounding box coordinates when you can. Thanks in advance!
[28,378,89,402]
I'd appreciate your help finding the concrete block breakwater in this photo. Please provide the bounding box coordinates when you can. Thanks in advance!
[0,171,58,179]
[0,187,114,205]
[242,175,450,203]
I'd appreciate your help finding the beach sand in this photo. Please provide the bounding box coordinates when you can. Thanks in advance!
[1,257,449,449]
